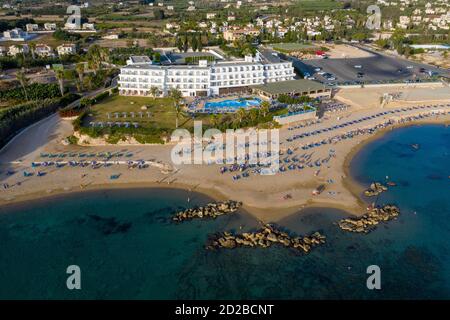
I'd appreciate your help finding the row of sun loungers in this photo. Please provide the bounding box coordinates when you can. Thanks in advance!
[89,122,140,128]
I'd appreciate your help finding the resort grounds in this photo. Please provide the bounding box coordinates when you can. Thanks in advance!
[0,84,449,222]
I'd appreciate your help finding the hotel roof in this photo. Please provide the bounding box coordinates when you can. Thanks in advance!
[252,79,329,95]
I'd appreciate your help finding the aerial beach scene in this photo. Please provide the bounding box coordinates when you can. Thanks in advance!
[0,0,449,308]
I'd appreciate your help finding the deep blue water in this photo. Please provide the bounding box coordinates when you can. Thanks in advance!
[0,124,449,299]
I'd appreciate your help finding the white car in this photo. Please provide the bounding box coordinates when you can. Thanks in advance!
[354,65,362,69]
[406,65,414,69]
[314,67,322,72]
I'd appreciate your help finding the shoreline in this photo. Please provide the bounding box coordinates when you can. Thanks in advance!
[2,119,448,221]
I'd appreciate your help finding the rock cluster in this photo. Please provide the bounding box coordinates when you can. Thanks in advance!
[338,204,400,233]
[206,224,326,254]
[172,200,242,222]
[364,182,388,197]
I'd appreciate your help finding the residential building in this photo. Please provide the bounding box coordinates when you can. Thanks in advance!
[26,24,39,32]
[57,43,77,56]
[44,23,57,31]
[34,44,54,57]
[8,44,29,56]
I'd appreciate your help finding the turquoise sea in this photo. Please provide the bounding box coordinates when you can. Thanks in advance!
[0,124,449,299]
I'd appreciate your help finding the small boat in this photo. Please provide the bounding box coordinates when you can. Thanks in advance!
[387,181,397,186]
[411,144,420,150]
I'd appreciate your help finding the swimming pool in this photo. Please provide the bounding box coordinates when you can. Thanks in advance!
[204,97,262,111]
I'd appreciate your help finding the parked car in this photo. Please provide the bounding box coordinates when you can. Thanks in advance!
[354,65,362,69]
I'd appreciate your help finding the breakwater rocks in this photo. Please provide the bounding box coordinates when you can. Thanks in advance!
[364,182,388,197]
[338,205,400,233]
[172,200,242,222]
[206,224,326,253]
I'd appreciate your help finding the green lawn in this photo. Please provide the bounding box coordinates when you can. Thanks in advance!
[84,94,210,131]
[271,43,317,53]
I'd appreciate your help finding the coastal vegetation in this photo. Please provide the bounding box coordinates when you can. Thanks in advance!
[0,83,62,103]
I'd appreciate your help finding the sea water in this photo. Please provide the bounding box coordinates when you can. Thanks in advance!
[0,124,448,299]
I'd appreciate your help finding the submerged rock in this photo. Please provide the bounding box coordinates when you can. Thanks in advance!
[206,223,326,254]
[172,200,242,222]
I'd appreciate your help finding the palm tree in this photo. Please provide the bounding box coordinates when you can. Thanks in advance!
[29,42,36,60]
[260,101,270,117]
[210,114,219,128]
[150,86,160,98]
[86,45,106,74]
[75,63,85,91]
[235,108,247,125]
[16,68,29,101]
[168,87,183,128]
[55,69,65,96]
[249,108,259,124]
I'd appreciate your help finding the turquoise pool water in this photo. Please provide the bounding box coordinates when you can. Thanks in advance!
[204,97,262,111]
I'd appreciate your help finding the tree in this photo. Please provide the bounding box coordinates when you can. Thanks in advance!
[150,86,160,97]
[235,108,247,124]
[86,45,108,74]
[197,33,203,52]
[183,34,189,52]
[191,34,198,52]
[16,68,29,101]
[29,42,36,60]
[260,101,270,117]
[175,36,183,52]
[55,69,65,96]
[153,9,165,20]
[210,114,219,128]
[75,63,85,91]
[168,87,183,128]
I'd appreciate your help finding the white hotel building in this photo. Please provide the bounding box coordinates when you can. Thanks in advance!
[118,51,295,97]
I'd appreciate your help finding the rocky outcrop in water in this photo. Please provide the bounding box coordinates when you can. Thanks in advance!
[338,204,400,233]
[364,182,388,197]
[172,200,242,222]
[206,224,326,254]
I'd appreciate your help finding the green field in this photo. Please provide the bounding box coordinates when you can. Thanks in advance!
[295,0,342,11]
[271,43,317,53]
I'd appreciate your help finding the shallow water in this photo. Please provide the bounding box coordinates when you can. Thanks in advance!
[0,124,449,299]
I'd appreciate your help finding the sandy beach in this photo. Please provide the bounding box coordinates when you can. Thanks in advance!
[1,85,449,222]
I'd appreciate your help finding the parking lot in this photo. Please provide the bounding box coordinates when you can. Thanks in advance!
[290,46,449,85]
